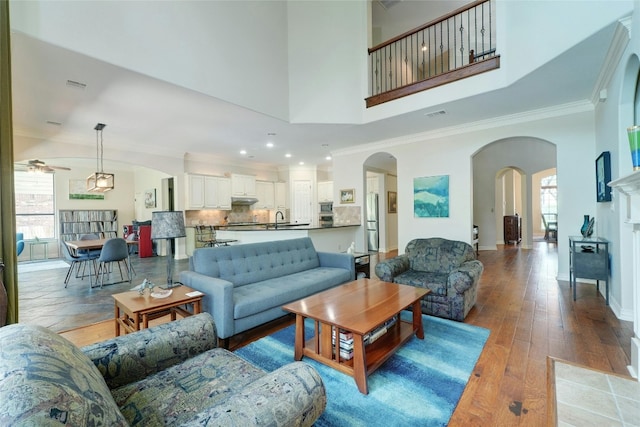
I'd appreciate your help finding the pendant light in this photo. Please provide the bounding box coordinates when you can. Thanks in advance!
[86,123,115,192]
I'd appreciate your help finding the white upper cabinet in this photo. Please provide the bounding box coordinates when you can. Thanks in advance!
[275,182,288,209]
[231,173,256,196]
[317,181,333,202]
[205,176,231,209]
[186,174,231,209]
[255,181,275,209]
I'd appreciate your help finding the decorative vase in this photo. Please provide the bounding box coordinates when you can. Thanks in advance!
[627,125,640,171]
[580,215,594,238]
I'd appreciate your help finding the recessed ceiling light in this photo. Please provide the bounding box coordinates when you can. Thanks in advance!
[325,155,332,160]
[285,153,292,158]
[266,142,274,148]
[299,161,304,165]
[240,150,247,155]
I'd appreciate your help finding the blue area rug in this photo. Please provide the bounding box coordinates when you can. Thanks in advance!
[235,313,490,427]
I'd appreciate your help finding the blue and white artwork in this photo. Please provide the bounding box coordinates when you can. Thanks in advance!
[414,175,449,218]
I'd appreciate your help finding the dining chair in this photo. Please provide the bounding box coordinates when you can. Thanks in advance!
[96,238,132,288]
[16,233,25,257]
[61,241,99,288]
[78,233,101,257]
[541,213,558,242]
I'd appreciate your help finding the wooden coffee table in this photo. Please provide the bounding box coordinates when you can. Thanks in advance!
[282,279,430,394]
[112,286,204,336]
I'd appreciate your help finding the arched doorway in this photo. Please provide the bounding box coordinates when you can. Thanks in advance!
[363,152,398,253]
[473,137,557,250]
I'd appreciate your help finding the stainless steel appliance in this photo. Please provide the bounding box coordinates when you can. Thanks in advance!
[319,202,333,213]
[366,193,379,251]
[319,201,333,227]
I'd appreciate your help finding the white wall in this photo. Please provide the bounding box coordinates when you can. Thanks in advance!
[287,0,368,124]
[9,0,290,121]
[333,108,597,286]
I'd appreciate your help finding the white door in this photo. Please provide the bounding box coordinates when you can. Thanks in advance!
[293,180,312,224]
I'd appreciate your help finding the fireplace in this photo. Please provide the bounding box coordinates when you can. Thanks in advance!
[609,171,640,378]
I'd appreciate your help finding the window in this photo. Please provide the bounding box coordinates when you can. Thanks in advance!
[540,174,557,228]
[14,171,55,239]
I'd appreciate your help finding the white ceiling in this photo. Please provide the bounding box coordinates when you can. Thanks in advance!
[10,18,618,174]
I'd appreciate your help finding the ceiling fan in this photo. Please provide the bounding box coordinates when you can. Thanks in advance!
[16,159,71,173]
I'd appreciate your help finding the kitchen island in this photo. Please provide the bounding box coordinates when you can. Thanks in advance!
[214,223,360,252]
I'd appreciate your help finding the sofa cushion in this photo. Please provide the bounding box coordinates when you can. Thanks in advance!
[191,237,321,287]
[393,271,449,296]
[0,323,127,426]
[233,267,353,318]
[111,347,265,426]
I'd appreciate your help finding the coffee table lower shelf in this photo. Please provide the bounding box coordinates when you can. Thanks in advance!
[301,320,416,382]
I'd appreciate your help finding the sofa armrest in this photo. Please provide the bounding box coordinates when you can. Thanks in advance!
[317,251,356,280]
[179,270,236,339]
[182,362,326,427]
[82,313,217,389]
[448,260,484,293]
[374,255,410,282]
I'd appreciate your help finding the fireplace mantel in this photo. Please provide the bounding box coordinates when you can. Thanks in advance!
[609,170,640,378]
[609,170,640,223]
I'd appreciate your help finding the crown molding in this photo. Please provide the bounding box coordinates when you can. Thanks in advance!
[590,17,632,104]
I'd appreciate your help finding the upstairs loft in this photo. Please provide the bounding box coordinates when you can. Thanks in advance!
[367,0,499,107]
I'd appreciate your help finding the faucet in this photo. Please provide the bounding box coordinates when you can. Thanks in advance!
[275,210,285,229]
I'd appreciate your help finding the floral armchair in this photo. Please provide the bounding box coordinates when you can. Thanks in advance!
[375,238,483,321]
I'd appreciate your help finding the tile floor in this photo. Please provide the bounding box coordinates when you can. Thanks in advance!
[554,359,640,426]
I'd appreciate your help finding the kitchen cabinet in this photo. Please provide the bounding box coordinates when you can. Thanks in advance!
[231,173,256,197]
[205,176,231,209]
[366,176,379,194]
[255,181,275,209]
[275,182,288,209]
[503,215,521,244]
[318,181,333,202]
[186,174,231,209]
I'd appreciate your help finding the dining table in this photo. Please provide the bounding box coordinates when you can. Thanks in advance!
[65,238,139,277]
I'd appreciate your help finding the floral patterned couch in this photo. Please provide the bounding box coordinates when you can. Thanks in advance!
[0,313,326,426]
[375,238,483,321]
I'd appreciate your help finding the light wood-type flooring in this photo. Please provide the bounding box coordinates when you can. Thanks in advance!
[20,241,634,425]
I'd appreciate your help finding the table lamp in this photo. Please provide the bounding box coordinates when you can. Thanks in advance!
[151,211,186,288]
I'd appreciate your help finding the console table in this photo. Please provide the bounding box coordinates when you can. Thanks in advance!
[569,236,609,305]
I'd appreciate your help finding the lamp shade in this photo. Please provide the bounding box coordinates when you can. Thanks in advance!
[151,211,186,239]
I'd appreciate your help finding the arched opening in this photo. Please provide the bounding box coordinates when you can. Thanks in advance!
[363,152,398,253]
[473,137,557,250]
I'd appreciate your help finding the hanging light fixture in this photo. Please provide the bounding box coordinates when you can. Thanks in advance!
[86,123,114,192]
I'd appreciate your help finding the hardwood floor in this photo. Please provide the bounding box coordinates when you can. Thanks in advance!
[50,242,633,425]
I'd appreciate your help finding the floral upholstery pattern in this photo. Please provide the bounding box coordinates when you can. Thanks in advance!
[375,238,483,321]
[0,313,326,426]
[0,323,128,426]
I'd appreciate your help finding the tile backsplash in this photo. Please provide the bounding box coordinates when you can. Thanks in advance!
[185,206,271,226]
[333,205,361,225]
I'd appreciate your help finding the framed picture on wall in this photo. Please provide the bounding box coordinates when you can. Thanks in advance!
[595,151,611,202]
[144,189,157,208]
[340,188,355,204]
[388,191,397,213]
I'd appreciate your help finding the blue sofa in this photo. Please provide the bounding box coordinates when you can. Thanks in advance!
[180,237,355,343]
[0,313,326,426]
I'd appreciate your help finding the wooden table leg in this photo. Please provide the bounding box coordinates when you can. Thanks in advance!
[114,303,121,336]
[412,300,424,339]
[293,314,305,361]
[352,334,368,394]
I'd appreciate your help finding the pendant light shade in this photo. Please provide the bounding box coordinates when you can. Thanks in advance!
[87,123,115,192]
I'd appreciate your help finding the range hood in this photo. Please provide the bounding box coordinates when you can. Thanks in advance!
[231,196,259,206]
